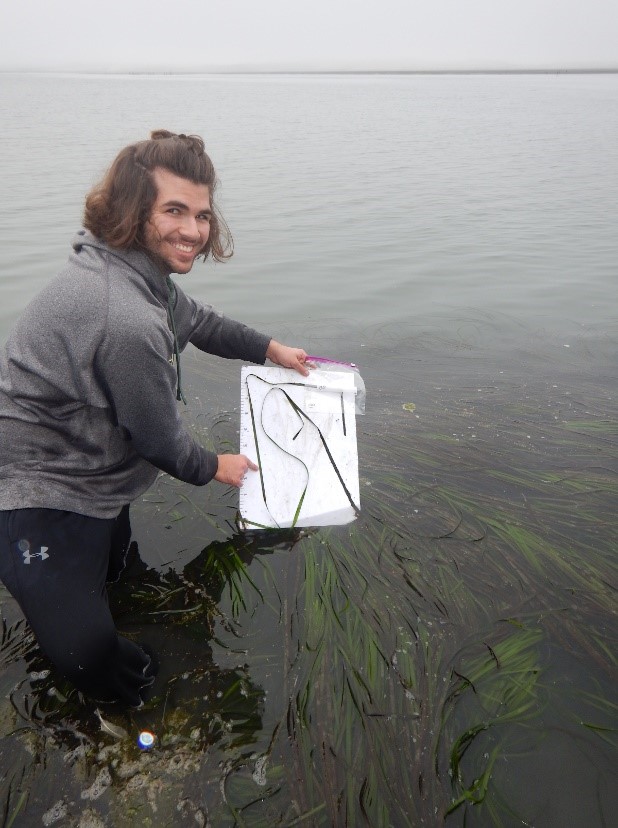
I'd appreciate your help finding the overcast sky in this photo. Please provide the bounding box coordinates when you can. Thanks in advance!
[1,0,616,72]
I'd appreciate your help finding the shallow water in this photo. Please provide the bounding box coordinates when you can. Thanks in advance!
[1,326,615,826]
[0,72,617,826]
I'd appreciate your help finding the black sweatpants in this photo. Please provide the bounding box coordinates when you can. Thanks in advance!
[0,506,156,706]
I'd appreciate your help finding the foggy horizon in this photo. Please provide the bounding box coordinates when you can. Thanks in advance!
[2,0,616,77]
[2,63,617,76]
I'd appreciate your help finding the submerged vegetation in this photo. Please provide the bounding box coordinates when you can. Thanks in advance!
[0,343,616,826]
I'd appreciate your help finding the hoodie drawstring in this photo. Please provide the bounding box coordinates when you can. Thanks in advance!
[166,276,187,405]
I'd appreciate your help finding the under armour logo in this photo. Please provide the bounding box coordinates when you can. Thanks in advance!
[18,539,50,564]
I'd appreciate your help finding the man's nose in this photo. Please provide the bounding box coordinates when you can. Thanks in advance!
[179,215,199,238]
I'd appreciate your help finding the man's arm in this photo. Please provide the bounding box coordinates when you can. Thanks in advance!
[99,322,220,485]
[175,290,309,375]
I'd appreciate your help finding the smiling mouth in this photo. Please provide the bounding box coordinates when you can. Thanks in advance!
[171,242,195,253]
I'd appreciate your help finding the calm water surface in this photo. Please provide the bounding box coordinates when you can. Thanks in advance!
[0,73,616,826]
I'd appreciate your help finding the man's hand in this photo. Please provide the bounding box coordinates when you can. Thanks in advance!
[266,340,310,376]
[215,454,258,488]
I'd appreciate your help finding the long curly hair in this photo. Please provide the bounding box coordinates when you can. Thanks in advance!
[83,130,233,262]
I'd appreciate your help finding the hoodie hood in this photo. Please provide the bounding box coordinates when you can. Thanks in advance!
[72,229,171,306]
[72,229,186,403]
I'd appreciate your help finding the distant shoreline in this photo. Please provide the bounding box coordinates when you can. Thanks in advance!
[2,68,618,76]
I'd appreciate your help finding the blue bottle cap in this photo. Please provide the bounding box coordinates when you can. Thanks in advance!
[137,730,156,750]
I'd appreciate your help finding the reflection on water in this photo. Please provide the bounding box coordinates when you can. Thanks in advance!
[0,319,616,826]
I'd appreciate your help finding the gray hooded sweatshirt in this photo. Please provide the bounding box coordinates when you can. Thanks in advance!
[0,231,271,519]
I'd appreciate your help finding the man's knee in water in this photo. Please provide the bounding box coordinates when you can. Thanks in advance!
[51,624,119,692]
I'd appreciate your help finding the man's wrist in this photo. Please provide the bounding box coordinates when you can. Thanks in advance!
[265,339,278,361]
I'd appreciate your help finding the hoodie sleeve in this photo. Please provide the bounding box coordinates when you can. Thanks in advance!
[96,314,219,486]
[172,287,272,363]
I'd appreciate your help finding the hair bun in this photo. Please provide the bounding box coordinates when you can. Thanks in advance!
[149,130,204,154]
[150,129,175,140]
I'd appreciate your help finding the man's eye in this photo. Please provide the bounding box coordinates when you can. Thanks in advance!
[198,214,211,222]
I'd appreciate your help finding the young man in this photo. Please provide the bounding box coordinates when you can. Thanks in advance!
[0,130,309,706]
